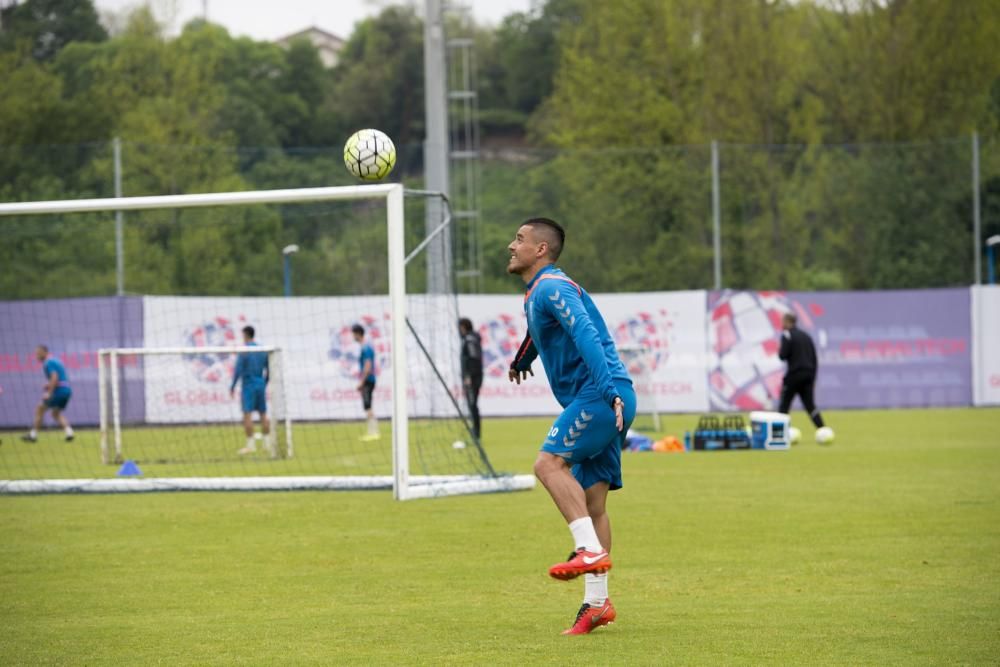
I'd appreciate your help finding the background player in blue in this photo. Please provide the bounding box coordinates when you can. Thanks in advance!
[229,326,274,457]
[507,217,636,635]
[352,324,380,440]
[22,344,74,442]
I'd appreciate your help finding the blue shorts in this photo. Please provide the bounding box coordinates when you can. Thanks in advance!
[45,386,72,410]
[241,382,267,414]
[541,380,636,491]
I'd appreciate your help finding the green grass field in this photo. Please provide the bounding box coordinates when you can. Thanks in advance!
[2,408,999,665]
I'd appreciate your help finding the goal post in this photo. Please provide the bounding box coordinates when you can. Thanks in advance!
[0,184,534,499]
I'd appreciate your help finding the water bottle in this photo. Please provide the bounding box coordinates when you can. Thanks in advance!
[683,431,691,451]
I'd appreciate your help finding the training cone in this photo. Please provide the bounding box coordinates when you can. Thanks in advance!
[116,460,142,476]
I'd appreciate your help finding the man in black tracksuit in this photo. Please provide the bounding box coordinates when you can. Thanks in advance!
[777,313,826,428]
[459,317,484,440]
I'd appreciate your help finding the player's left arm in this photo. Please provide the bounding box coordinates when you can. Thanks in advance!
[541,282,621,411]
[263,353,270,385]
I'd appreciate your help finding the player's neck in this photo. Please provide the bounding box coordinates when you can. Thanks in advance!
[520,261,555,286]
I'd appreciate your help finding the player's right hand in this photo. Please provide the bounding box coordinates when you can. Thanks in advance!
[508,367,533,384]
[613,396,624,432]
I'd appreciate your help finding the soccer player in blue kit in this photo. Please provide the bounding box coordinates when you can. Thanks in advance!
[22,344,74,442]
[230,326,274,457]
[507,217,636,635]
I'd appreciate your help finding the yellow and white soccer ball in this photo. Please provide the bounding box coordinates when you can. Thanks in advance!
[815,426,835,445]
[343,128,396,181]
[788,426,802,445]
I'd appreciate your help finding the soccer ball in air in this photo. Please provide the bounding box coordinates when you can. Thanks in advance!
[815,426,835,445]
[343,129,396,181]
[788,426,802,445]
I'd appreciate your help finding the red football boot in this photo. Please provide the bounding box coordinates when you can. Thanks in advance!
[561,599,616,635]
[548,548,612,580]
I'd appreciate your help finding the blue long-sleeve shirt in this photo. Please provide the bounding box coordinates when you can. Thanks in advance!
[512,265,630,408]
[231,343,269,391]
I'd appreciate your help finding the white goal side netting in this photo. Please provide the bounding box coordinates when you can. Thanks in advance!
[618,345,662,433]
[0,185,533,499]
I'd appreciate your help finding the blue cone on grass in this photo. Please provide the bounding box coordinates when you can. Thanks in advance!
[116,460,142,476]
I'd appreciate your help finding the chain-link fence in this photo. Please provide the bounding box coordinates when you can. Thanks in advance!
[1,136,997,299]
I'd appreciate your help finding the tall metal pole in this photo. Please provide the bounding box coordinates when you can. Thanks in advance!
[712,140,721,290]
[114,137,124,296]
[972,131,982,285]
[283,255,291,297]
[424,0,451,294]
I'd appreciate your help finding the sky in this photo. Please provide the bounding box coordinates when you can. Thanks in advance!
[92,0,536,41]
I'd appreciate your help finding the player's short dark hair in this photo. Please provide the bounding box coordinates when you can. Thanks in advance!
[242,325,255,339]
[783,313,797,326]
[523,217,565,260]
[352,324,365,337]
[458,317,473,332]
[37,344,48,353]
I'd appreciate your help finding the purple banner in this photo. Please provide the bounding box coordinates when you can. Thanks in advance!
[707,289,971,411]
[0,298,144,428]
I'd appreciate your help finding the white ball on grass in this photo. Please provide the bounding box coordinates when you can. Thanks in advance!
[452,440,467,450]
[815,426,835,445]
[789,426,802,445]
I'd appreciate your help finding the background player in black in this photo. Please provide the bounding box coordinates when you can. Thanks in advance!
[778,313,826,428]
[458,317,483,441]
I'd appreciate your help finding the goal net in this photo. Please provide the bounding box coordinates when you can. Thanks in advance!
[0,184,533,499]
[97,346,293,465]
[618,345,662,433]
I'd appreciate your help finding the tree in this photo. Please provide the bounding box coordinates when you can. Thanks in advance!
[0,0,106,62]
[327,6,425,148]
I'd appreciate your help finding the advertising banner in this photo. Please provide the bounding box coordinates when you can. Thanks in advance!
[0,297,143,427]
[142,295,464,423]
[707,289,971,411]
[2,286,977,428]
[456,290,710,416]
[141,290,710,424]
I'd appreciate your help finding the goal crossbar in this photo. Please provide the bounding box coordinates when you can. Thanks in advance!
[0,185,535,500]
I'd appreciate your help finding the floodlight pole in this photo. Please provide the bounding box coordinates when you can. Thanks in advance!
[424,0,452,294]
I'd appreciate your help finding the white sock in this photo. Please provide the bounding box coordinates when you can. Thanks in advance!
[29,429,37,438]
[65,427,74,436]
[568,517,603,553]
[245,437,255,450]
[584,572,609,606]
[367,417,378,435]
[254,432,262,441]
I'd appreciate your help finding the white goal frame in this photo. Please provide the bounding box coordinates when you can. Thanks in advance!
[97,345,293,465]
[0,185,534,500]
